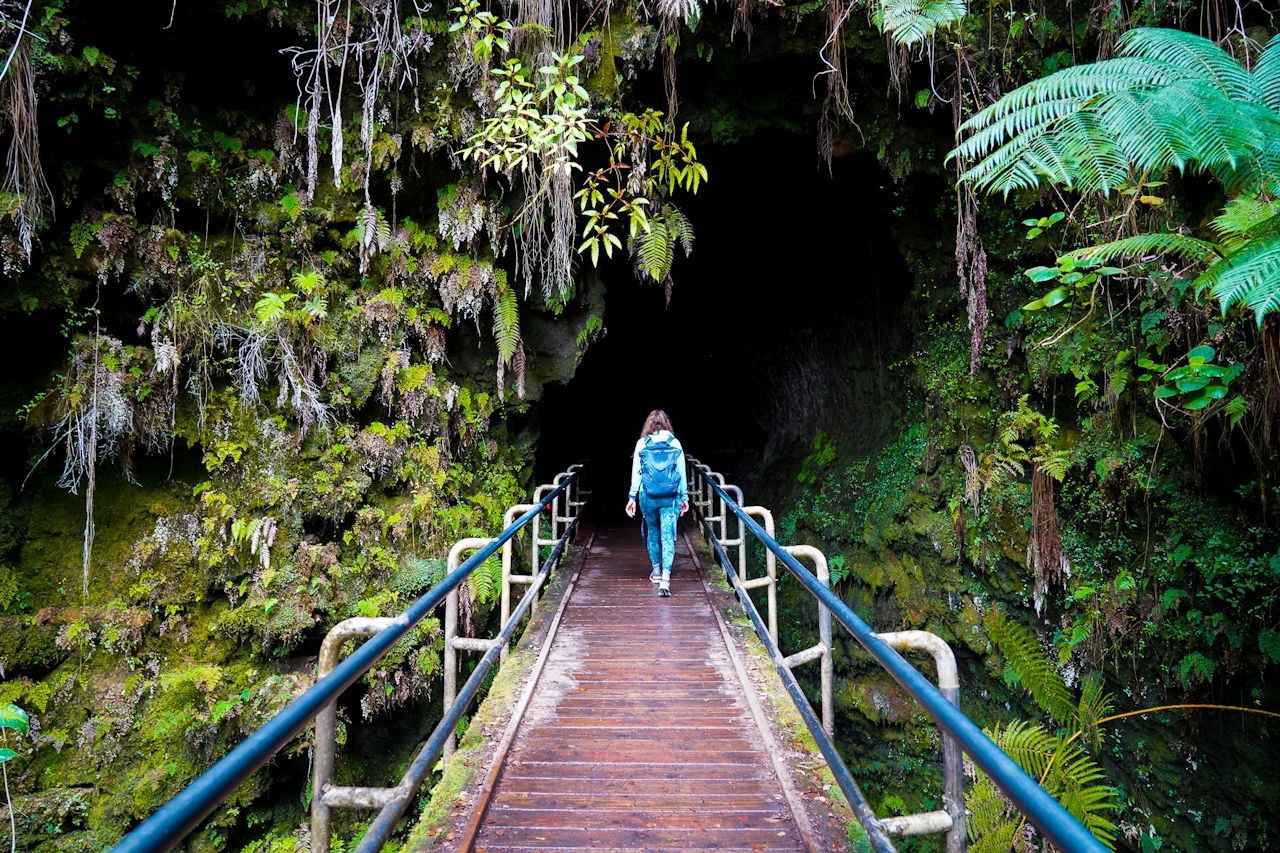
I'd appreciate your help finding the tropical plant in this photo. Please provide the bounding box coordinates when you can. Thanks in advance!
[0,703,27,853]
[952,28,1280,322]
[874,0,967,47]
[966,719,1119,852]
[458,15,707,301]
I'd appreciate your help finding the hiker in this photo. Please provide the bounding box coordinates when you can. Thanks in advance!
[625,409,689,597]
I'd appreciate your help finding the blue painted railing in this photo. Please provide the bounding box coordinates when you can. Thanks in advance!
[691,467,1108,853]
[112,471,579,853]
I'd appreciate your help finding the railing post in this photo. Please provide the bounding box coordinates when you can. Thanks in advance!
[444,537,497,764]
[876,631,966,853]
[312,617,398,853]
[532,484,556,577]
[742,506,777,647]
[782,545,834,738]
[501,504,536,661]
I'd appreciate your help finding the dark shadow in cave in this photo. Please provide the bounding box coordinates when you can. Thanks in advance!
[533,130,918,509]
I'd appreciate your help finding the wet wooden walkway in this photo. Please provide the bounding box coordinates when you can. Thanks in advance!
[464,520,809,853]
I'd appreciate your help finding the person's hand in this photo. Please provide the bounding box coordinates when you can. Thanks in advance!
[680,501,689,517]
[625,497,636,518]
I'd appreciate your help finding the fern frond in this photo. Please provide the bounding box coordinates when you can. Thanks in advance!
[955,29,1280,205]
[667,204,695,256]
[985,607,1076,725]
[990,719,1061,779]
[976,721,1120,849]
[1213,199,1280,246]
[1060,232,1224,267]
[1075,671,1114,753]
[629,202,693,284]
[467,555,503,605]
[965,773,1020,852]
[956,57,1173,140]
[1117,27,1262,101]
[1257,33,1280,112]
[1196,231,1280,323]
[493,285,520,363]
[875,0,966,46]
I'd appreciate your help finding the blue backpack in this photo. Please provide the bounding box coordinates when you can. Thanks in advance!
[639,435,682,500]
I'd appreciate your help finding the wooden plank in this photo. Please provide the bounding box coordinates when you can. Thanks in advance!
[466,521,807,853]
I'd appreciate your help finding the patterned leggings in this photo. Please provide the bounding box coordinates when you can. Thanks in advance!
[639,494,680,574]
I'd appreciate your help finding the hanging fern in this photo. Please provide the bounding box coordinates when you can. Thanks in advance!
[492,274,525,398]
[874,0,967,47]
[952,28,1280,323]
[630,201,694,286]
[984,607,1076,726]
[467,554,504,606]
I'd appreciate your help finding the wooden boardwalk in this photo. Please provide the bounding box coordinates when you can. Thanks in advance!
[464,520,810,853]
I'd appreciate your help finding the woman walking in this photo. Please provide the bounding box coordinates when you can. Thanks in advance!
[625,409,689,597]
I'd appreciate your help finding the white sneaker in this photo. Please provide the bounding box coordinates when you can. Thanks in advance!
[649,568,662,583]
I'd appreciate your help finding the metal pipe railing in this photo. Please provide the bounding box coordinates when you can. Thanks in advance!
[690,466,1109,853]
[112,468,583,853]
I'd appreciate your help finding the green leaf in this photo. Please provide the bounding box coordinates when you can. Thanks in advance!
[1187,344,1216,362]
[1042,287,1069,307]
[1154,385,1179,398]
[1025,266,1061,283]
[0,748,16,763]
[1184,395,1212,410]
[0,703,29,734]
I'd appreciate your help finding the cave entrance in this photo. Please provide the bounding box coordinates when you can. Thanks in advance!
[533,130,921,509]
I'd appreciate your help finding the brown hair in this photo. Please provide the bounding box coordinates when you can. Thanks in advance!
[641,409,673,438]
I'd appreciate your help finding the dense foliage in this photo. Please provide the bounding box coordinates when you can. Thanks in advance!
[0,0,1277,851]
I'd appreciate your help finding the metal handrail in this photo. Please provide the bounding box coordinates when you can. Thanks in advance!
[690,466,1109,853]
[111,469,583,853]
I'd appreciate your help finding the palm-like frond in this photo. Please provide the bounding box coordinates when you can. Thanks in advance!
[1258,34,1280,112]
[957,28,1280,323]
[1059,233,1223,266]
[1213,196,1280,245]
[1116,27,1262,100]
[875,0,967,47]
[1196,230,1280,322]
[954,30,1280,196]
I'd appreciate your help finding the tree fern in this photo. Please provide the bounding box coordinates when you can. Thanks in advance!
[954,28,1280,323]
[1212,192,1280,246]
[1059,233,1224,266]
[1196,231,1280,322]
[1258,34,1280,112]
[985,607,1076,726]
[874,0,966,47]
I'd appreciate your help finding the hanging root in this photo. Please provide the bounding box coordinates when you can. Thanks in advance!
[1027,467,1067,615]
[1,36,52,261]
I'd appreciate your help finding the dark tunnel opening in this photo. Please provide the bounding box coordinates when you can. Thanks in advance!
[531,130,924,508]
